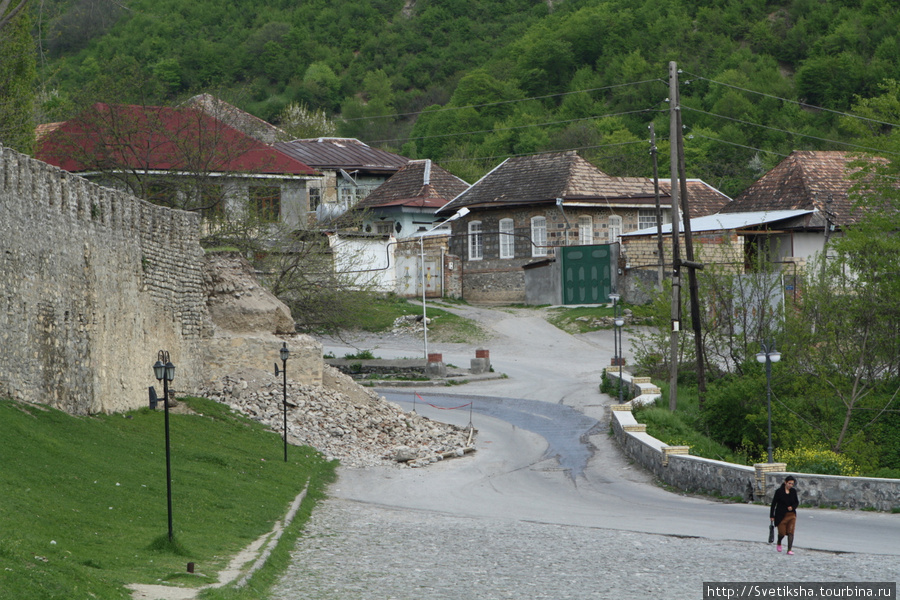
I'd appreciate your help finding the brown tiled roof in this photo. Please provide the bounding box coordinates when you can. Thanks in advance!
[438,151,670,214]
[660,180,732,218]
[35,122,64,141]
[355,159,470,210]
[273,137,409,174]
[721,151,883,226]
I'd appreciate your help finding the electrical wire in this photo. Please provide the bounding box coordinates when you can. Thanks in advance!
[343,78,666,122]
[682,71,900,130]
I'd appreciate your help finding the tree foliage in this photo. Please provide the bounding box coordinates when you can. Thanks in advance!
[29,0,900,196]
[0,5,35,153]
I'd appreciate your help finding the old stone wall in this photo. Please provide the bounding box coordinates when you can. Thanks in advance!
[0,145,321,415]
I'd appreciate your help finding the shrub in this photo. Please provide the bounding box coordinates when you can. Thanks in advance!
[773,446,860,476]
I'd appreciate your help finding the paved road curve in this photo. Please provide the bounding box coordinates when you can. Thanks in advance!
[271,305,900,600]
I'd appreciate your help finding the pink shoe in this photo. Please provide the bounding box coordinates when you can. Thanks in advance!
[787,551,794,555]
[777,545,782,552]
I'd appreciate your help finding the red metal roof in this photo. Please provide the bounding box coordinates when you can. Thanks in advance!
[37,103,317,176]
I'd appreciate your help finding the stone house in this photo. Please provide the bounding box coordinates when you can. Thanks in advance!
[435,151,728,304]
[35,101,319,231]
[621,151,884,299]
[273,137,409,224]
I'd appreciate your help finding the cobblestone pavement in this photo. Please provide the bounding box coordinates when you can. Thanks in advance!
[271,498,899,600]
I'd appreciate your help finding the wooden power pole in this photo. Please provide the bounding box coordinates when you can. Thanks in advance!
[667,61,682,412]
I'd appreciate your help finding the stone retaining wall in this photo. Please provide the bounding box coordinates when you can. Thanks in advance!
[610,404,900,511]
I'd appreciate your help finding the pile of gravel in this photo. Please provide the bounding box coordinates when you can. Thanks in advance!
[199,366,473,468]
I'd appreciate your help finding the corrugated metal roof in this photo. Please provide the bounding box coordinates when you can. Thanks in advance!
[623,209,815,237]
[37,103,317,176]
[273,138,409,172]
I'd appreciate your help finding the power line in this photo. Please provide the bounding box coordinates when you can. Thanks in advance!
[683,71,900,130]
[438,139,650,165]
[343,78,666,123]
[682,106,900,157]
[366,108,661,146]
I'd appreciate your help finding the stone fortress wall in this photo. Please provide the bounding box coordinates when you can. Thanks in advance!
[0,145,320,415]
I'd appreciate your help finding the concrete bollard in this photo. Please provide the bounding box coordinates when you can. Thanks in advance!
[470,348,491,374]
[426,353,446,377]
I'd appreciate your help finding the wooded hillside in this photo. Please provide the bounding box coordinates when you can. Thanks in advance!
[29,0,900,195]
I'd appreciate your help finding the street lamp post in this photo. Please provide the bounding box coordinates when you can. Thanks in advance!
[153,350,176,542]
[420,207,470,359]
[756,341,782,463]
[280,342,289,462]
[609,294,624,402]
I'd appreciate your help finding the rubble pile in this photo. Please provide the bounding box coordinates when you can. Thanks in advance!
[200,366,473,468]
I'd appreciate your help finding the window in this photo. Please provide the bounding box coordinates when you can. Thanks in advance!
[531,216,547,257]
[639,209,663,230]
[499,218,514,259]
[199,184,225,222]
[374,221,394,235]
[308,187,321,211]
[608,215,622,243]
[250,185,281,222]
[578,216,593,245]
[468,221,483,260]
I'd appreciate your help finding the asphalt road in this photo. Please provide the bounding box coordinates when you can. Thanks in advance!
[274,304,900,599]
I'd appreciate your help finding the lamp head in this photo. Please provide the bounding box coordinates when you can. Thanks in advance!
[614,317,625,327]
[153,360,165,381]
[164,360,175,382]
[280,342,290,362]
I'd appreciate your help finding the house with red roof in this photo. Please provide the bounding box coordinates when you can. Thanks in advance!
[36,102,319,231]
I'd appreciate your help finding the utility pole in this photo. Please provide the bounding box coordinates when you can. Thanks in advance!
[674,90,707,407]
[649,123,665,288]
[668,61,682,412]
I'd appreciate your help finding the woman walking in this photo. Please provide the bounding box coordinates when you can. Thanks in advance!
[770,475,799,554]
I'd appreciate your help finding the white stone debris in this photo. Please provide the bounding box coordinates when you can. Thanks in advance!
[199,366,472,469]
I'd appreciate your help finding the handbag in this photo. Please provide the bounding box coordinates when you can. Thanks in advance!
[768,523,775,543]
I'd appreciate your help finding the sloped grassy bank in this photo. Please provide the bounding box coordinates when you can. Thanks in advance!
[0,397,336,599]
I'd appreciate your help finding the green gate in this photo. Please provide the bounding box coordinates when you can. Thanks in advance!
[561,244,613,305]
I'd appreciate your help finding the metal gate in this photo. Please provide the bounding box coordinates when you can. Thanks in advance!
[561,244,613,305]
[396,255,441,298]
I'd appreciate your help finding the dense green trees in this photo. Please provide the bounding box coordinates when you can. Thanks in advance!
[0,4,35,153]
[21,0,900,196]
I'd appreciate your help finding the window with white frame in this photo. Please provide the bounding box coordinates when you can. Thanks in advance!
[578,215,593,245]
[468,221,483,260]
[499,218,515,259]
[531,216,547,257]
[608,215,622,243]
[638,208,666,230]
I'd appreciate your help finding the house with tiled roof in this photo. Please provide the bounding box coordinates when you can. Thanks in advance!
[354,159,470,236]
[273,137,409,223]
[435,151,729,304]
[36,102,319,231]
[623,151,882,278]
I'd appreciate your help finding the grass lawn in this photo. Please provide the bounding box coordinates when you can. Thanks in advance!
[352,294,488,344]
[0,397,336,599]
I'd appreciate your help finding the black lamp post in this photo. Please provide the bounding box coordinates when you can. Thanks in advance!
[609,294,624,402]
[756,341,782,463]
[279,342,290,462]
[153,350,176,542]
[615,313,625,403]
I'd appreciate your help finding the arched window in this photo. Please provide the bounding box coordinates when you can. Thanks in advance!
[499,218,515,259]
[578,215,593,245]
[468,221,483,260]
[531,216,547,257]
